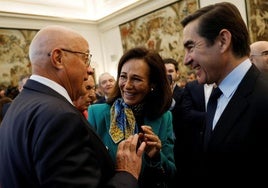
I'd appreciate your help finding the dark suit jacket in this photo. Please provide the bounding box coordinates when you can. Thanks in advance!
[173,80,206,179]
[179,80,206,126]
[175,65,268,185]
[1,102,11,118]
[177,65,268,183]
[203,65,268,180]
[0,79,138,188]
[172,85,184,104]
[170,85,184,133]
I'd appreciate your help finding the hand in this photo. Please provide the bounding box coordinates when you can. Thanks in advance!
[139,125,162,158]
[115,134,146,179]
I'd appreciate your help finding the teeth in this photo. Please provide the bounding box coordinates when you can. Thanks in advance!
[125,92,134,96]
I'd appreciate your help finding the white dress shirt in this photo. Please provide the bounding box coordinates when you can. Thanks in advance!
[30,75,73,105]
[212,59,252,129]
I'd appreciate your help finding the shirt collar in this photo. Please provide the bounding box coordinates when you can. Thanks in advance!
[30,75,73,105]
[218,58,252,99]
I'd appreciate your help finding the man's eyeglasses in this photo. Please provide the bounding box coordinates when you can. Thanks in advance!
[48,48,92,65]
[251,50,268,57]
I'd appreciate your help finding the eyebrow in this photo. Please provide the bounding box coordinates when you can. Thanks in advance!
[183,40,194,48]
[120,72,144,79]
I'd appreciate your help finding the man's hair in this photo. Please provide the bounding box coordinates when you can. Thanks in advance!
[181,2,250,58]
[163,58,179,71]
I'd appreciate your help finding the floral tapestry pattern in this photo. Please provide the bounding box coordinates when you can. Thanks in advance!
[119,0,199,77]
[0,29,38,87]
[245,0,268,42]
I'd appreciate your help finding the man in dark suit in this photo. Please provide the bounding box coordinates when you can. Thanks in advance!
[173,80,213,179]
[163,58,184,105]
[0,25,145,188]
[163,58,184,132]
[179,2,268,183]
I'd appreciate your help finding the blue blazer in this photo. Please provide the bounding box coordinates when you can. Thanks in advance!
[0,79,138,188]
[88,103,176,182]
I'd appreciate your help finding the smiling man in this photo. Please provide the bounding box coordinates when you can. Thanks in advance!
[176,2,268,184]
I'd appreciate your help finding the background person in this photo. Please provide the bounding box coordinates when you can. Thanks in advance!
[163,58,184,110]
[94,72,116,104]
[250,40,268,72]
[2,74,30,116]
[73,74,97,119]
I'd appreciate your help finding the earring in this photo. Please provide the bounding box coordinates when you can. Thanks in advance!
[151,88,154,91]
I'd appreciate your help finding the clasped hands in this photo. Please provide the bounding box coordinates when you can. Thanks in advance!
[139,125,162,158]
[115,125,162,179]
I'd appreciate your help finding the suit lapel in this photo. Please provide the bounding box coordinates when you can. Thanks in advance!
[211,95,248,144]
[210,65,260,145]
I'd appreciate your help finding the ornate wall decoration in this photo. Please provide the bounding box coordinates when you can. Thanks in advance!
[119,0,199,79]
[0,29,37,87]
[245,0,268,42]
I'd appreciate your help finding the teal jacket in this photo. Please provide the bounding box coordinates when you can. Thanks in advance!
[88,103,176,184]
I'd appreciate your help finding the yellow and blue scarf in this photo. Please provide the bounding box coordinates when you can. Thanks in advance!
[109,98,139,143]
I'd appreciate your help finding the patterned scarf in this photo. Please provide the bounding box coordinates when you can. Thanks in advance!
[109,98,142,143]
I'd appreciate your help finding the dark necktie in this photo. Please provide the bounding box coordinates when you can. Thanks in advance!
[204,87,222,150]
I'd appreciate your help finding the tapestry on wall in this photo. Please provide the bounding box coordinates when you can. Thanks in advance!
[119,0,199,79]
[0,28,38,87]
[245,0,268,42]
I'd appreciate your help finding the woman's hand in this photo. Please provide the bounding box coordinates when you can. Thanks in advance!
[139,125,162,158]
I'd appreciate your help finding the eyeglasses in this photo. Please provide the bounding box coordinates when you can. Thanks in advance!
[48,48,92,65]
[251,50,268,57]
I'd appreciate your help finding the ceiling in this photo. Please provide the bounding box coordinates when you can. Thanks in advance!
[0,0,147,22]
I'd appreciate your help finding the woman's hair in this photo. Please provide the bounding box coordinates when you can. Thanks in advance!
[107,47,172,119]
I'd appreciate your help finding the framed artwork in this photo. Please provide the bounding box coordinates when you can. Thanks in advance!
[119,0,199,78]
[0,28,38,87]
[245,0,268,43]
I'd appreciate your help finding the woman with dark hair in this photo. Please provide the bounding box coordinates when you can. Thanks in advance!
[88,47,176,188]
